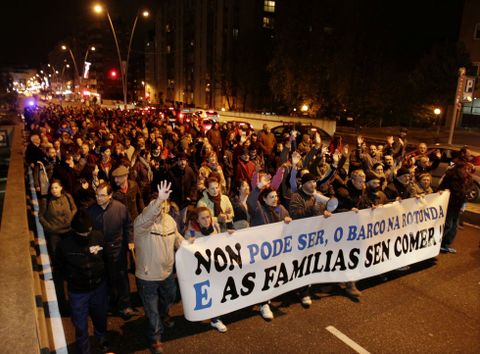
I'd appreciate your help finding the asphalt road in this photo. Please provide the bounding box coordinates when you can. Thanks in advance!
[61,225,480,354]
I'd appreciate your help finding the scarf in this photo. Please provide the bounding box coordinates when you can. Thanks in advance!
[207,193,223,216]
[265,205,281,223]
[200,224,215,236]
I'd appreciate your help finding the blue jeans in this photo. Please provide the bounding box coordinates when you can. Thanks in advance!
[442,209,460,248]
[137,273,177,342]
[69,281,108,354]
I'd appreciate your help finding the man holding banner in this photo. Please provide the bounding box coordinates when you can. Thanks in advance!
[289,172,333,307]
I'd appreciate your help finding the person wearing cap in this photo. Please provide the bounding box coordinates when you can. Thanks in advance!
[112,165,145,221]
[289,172,336,307]
[333,169,366,298]
[56,209,109,354]
[384,166,414,201]
[358,171,389,208]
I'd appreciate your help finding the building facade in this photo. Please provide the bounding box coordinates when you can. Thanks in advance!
[153,0,276,110]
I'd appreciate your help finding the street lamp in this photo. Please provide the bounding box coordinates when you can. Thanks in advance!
[61,45,80,92]
[93,3,149,108]
[434,107,442,139]
[84,46,96,64]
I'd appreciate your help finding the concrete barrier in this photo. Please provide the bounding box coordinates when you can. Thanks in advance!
[218,111,337,136]
[0,124,39,352]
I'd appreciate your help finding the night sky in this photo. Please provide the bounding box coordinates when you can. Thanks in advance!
[0,0,465,68]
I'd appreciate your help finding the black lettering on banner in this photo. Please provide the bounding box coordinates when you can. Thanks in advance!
[290,255,308,281]
[274,262,289,288]
[221,276,239,303]
[262,265,277,291]
[194,249,212,275]
[240,272,256,296]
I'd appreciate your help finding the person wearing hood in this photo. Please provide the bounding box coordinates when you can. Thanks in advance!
[56,209,109,354]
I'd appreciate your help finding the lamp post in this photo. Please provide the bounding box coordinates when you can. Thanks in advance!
[61,45,80,92]
[94,4,149,108]
[83,46,95,78]
[434,107,442,140]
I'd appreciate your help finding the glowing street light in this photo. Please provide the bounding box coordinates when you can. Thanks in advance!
[61,44,81,91]
[93,3,150,107]
[433,108,441,116]
[301,104,309,112]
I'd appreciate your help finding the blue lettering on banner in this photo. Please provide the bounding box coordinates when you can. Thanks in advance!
[193,280,212,310]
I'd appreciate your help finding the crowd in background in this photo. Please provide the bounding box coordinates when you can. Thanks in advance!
[24,104,477,354]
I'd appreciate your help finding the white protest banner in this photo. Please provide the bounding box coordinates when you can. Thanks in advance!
[176,191,449,321]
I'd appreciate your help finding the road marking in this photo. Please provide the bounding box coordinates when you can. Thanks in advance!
[28,169,68,354]
[326,326,371,354]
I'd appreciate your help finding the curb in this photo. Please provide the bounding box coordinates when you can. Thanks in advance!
[462,210,480,226]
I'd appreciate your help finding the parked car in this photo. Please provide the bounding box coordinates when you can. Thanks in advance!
[427,143,480,202]
[196,109,220,122]
[271,123,332,146]
[201,118,216,133]
[228,120,255,134]
[177,110,200,125]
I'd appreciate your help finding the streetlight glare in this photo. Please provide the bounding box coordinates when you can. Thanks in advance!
[61,45,67,50]
[433,108,441,115]
[93,4,103,13]
[142,10,150,17]
[91,46,96,51]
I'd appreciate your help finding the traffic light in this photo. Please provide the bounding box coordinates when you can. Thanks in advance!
[108,69,118,79]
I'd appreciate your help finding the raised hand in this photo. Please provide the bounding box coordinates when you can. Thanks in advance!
[386,136,394,145]
[291,151,302,167]
[357,136,364,145]
[157,180,172,201]
[257,174,271,189]
[314,132,322,146]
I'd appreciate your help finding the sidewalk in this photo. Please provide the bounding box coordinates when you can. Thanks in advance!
[464,203,480,226]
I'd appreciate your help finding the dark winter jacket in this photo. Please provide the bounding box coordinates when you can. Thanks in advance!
[56,230,106,292]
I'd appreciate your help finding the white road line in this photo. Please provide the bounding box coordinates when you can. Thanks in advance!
[326,326,371,354]
[28,169,68,354]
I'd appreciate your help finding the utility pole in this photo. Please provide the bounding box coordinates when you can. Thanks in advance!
[448,67,466,145]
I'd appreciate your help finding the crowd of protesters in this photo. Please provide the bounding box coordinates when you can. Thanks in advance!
[24,104,478,354]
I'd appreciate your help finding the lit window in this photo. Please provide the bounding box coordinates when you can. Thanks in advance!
[263,16,274,29]
[264,0,275,13]
[475,23,480,40]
